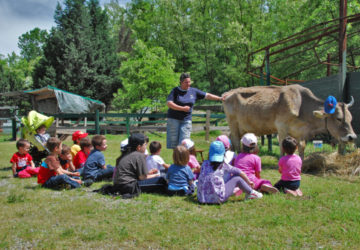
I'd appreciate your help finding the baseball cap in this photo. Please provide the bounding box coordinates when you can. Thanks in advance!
[324,95,337,114]
[181,139,194,149]
[241,133,258,147]
[72,130,88,141]
[209,141,225,162]
[216,135,231,150]
[128,133,146,148]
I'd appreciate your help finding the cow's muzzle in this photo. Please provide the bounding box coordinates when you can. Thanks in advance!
[341,134,357,142]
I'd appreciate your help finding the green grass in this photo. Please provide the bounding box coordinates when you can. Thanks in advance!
[1,132,360,248]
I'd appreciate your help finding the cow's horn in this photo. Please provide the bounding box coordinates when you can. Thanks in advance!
[346,96,354,108]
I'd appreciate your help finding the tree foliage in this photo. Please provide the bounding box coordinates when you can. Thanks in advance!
[32,0,120,109]
[18,28,48,61]
[112,40,177,115]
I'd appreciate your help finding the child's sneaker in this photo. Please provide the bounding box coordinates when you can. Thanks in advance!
[245,190,263,200]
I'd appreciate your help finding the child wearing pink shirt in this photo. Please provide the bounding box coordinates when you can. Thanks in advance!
[274,136,303,196]
[181,139,200,179]
[234,133,278,194]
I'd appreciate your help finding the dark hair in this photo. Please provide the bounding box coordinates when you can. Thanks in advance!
[282,136,298,155]
[61,144,71,155]
[210,161,222,171]
[80,137,92,150]
[173,145,189,166]
[242,144,259,154]
[46,137,61,152]
[92,135,106,148]
[16,139,30,149]
[145,135,149,143]
[188,146,196,156]
[149,141,161,154]
[180,73,190,83]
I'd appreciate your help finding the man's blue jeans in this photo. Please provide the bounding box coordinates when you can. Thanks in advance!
[166,118,192,149]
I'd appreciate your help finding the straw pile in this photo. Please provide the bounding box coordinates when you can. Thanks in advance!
[302,148,360,176]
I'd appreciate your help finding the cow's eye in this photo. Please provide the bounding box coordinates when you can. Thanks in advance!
[336,118,342,122]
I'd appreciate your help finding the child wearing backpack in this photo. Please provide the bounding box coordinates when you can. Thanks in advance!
[197,141,263,204]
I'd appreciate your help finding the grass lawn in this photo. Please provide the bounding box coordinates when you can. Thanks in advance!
[0,132,360,248]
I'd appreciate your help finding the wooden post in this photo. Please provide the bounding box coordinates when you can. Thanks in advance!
[95,109,100,134]
[11,117,17,141]
[205,110,210,141]
[126,116,130,137]
[338,0,347,155]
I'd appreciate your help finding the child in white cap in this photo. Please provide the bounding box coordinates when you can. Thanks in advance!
[234,133,278,194]
[181,138,201,179]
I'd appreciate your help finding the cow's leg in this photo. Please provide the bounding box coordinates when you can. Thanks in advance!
[298,139,306,159]
[277,131,287,156]
[229,123,242,153]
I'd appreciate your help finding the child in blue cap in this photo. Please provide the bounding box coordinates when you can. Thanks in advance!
[197,141,263,204]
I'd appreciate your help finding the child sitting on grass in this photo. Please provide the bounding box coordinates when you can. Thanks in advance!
[82,135,114,187]
[34,124,50,146]
[146,141,170,176]
[181,139,201,179]
[10,139,39,178]
[37,137,81,189]
[274,136,303,196]
[166,145,195,196]
[113,133,166,198]
[59,144,76,172]
[197,141,262,204]
[73,137,92,171]
[70,130,88,161]
[234,133,278,194]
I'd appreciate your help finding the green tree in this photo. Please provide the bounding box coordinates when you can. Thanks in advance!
[112,40,177,116]
[33,0,120,109]
[18,28,48,61]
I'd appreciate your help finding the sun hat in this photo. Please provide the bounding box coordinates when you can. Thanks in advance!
[216,135,231,150]
[209,141,225,162]
[181,138,195,149]
[241,133,258,147]
[72,130,88,141]
[128,133,146,148]
[324,95,337,114]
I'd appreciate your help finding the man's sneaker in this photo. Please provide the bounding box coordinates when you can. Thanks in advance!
[245,190,263,200]
[84,179,94,187]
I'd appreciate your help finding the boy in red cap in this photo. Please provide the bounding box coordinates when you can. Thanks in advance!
[71,130,88,161]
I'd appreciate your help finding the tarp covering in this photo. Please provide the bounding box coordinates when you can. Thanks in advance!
[25,86,106,114]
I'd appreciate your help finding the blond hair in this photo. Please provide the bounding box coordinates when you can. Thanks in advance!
[173,145,190,166]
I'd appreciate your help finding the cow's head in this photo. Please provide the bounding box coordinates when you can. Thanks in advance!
[313,97,357,142]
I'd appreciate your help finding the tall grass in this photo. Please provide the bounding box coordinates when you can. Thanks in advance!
[0,132,359,248]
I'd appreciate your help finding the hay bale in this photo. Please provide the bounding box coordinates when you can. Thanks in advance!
[303,149,360,176]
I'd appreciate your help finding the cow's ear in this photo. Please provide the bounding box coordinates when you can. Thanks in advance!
[313,110,329,119]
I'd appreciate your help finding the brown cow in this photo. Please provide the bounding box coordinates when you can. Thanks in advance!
[223,84,356,158]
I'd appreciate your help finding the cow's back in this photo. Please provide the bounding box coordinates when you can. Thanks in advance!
[223,85,303,135]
